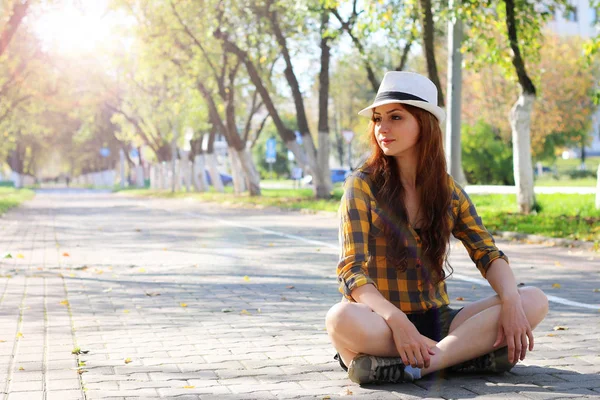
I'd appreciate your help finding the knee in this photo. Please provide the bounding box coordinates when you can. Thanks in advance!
[520,286,549,323]
[325,302,354,335]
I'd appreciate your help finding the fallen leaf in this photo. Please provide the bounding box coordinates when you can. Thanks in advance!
[243,276,250,282]
[162,248,167,251]
[268,243,274,247]
[78,361,86,367]
[77,369,87,375]
[286,286,295,289]
[322,397,331,400]
[124,358,132,364]
[594,289,600,293]
[0,340,6,343]
[3,254,12,259]
[123,309,130,313]
[60,300,69,306]
[554,261,562,267]
[339,388,353,396]
[102,287,113,293]
[16,332,23,338]
[316,248,321,252]
[62,253,70,257]
[455,297,465,301]
[547,333,556,337]
[16,254,24,259]
[240,309,251,315]
[180,303,188,308]
[552,283,561,289]
[145,292,160,297]
[183,386,195,389]
[135,229,141,232]
[553,326,568,331]
[18,367,24,371]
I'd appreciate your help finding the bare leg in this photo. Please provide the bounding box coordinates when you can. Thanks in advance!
[325,286,548,374]
[421,286,548,376]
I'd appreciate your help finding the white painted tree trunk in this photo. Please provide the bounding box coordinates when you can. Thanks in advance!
[10,171,21,188]
[193,155,208,192]
[150,165,156,189]
[119,149,126,188]
[285,140,309,172]
[160,162,168,190]
[318,130,332,196]
[228,147,246,194]
[237,148,261,196]
[135,165,145,188]
[182,158,192,192]
[510,92,536,213]
[302,138,329,198]
[205,153,224,193]
[173,159,182,192]
[595,163,600,209]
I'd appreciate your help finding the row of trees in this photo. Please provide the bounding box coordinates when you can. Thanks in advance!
[0,0,599,213]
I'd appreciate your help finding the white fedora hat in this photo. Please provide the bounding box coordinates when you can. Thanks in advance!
[358,71,446,124]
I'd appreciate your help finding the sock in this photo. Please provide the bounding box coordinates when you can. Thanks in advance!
[403,365,421,379]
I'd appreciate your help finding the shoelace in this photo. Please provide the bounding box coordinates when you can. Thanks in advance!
[375,363,404,382]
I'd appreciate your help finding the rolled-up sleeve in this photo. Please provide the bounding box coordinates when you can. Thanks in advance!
[337,174,377,300]
[451,181,509,278]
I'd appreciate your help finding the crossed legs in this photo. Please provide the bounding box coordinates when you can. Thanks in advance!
[325,286,549,376]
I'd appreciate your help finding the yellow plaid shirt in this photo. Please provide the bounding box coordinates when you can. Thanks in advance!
[337,170,508,314]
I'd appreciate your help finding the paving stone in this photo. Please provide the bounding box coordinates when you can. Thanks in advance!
[2,191,600,399]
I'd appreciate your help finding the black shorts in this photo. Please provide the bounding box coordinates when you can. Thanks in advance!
[335,305,463,371]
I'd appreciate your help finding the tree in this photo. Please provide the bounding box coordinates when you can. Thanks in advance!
[0,0,29,57]
[461,0,570,213]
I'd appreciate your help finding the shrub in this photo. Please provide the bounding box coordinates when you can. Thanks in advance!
[461,121,514,185]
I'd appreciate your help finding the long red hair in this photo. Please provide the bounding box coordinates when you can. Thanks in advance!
[363,104,452,282]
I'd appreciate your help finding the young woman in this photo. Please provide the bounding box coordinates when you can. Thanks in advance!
[325,71,549,385]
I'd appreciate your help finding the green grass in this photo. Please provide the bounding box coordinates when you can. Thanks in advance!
[123,188,600,242]
[471,194,600,242]
[0,187,35,214]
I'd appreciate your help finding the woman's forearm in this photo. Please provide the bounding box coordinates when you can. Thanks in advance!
[351,283,407,322]
[485,258,520,302]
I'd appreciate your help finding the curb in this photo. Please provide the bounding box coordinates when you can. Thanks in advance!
[491,230,599,251]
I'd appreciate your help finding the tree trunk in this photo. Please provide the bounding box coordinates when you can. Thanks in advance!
[510,93,536,213]
[205,152,224,193]
[193,154,208,192]
[504,0,537,213]
[318,11,332,197]
[266,4,328,198]
[445,1,467,185]
[419,0,445,107]
[237,148,261,196]
[0,1,29,57]
[214,30,321,191]
[228,148,246,194]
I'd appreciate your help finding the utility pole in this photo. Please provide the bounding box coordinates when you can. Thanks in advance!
[445,0,467,185]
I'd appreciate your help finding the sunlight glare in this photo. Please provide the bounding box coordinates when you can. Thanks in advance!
[33,1,122,55]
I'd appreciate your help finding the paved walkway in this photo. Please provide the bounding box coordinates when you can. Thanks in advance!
[0,189,599,399]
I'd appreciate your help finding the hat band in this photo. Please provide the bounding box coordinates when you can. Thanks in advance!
[374,91,428,104]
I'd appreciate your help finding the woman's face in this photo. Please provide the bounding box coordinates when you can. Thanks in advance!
[372,103,420,158]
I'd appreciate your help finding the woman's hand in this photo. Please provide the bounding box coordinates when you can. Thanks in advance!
[494,296,534,364]
[387,313,435,368]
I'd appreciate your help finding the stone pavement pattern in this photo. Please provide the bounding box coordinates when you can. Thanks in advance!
[0,188,599,400]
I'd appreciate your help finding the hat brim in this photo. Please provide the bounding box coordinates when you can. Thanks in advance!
[358,99,446,124]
